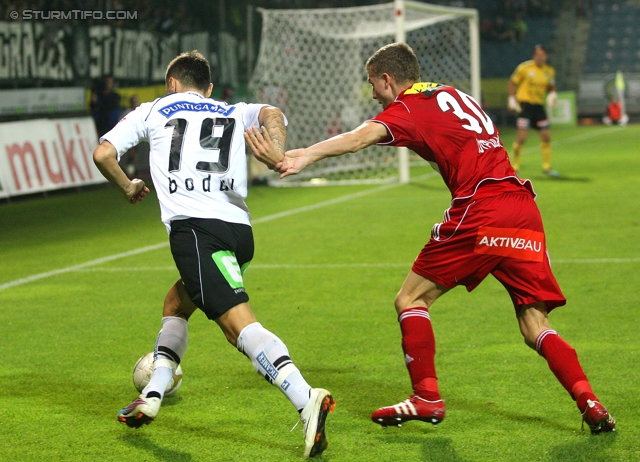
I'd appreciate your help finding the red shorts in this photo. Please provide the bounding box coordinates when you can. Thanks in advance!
[412,192,566,312]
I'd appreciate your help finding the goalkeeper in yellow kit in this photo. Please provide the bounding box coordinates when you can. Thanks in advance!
[508,45,558,176]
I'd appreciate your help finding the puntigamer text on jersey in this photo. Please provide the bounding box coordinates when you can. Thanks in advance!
[159,101,236,118]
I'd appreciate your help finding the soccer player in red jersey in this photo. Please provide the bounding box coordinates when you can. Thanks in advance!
[245,43,615,434]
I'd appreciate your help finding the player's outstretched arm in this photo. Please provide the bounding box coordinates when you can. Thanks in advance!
[252,106,286,169]
[244,125,284,172]
[279,121,388,178]
[93,140,149,204]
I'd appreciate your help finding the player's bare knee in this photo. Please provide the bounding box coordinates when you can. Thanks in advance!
[163,298,193,320]
[518,303,550,350]
[522,333,538,350]
[394,292,418,314]
[215,319,241,346]
[163,280,197,320]
[223,330,239,347]
[394,292,431,315]
[393,293,406,313]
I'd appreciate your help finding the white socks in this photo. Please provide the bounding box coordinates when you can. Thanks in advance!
[237,322,312,412]
[142,316,188,399]
[140,318,311,411]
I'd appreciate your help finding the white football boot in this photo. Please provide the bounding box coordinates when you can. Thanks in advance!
[299,388,336,458]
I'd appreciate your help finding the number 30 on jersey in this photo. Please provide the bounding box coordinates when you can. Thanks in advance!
[437,90,495,136]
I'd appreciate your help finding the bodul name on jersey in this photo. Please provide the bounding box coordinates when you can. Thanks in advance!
[168,174,235,194]
[159,101,236,118]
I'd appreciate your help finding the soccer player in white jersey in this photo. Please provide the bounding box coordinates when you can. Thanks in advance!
[92,51,334,459]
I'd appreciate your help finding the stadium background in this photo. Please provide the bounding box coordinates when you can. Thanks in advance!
[0,0,638,199]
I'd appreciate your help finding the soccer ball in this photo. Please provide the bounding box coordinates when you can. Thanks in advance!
[132,352,183,397]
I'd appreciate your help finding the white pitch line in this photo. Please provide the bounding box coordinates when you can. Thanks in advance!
[251,173,438,224]
[0,243,169,291]
[70,257,640,273]
[71,263,409,272]
[553,257,640,264]
[0,176,438,292]
[0,124,630,292]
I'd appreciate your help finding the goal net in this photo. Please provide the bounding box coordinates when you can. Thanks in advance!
[249,1,479,185]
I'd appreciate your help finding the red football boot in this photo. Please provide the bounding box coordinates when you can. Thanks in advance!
[371,395,445,427]
[582,399,616,434]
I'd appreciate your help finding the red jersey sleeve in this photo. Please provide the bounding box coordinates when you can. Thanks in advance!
[366,84,533,203]
[370,101,416,147]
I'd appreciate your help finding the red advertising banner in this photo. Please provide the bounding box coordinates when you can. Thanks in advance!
[0,117,105,196]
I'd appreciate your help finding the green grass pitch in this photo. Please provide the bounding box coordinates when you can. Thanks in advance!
[0,124,639,461]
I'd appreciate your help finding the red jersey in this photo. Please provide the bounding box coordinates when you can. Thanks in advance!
[371,82,533,203]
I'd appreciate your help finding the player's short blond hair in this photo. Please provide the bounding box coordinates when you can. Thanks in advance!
[366,43,420,85]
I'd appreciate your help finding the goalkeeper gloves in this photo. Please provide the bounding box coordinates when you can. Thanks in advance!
[508,95,521,112]
[547,91,558,106]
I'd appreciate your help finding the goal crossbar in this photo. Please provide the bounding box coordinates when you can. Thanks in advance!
[250,1,479,186]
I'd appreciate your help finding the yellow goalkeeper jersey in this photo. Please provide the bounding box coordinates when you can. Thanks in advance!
[510,60,555,105]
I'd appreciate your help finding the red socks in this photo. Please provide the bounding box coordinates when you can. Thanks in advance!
[536,329,597,412]
[399,314,597,410]
[399,307,441,401]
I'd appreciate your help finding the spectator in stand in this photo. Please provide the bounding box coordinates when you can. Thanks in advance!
[504,0,528,17]
[528,0,548,17]
[510,12,528,43]
[489,16,516,42]
[575,0,592,17]
[90,75,122,138]
[221,85,234,103]
[480,16,494,38]
[603,96,629,126]
[538,0,554,17]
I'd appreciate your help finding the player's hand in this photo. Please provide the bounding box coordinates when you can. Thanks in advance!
[547,91,557,106]
[279,149,313,178]
[244,126,284,171]
[508,96,521,113]
[124,179,149,204]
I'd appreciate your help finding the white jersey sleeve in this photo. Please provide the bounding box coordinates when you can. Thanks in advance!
[241,103,266,128]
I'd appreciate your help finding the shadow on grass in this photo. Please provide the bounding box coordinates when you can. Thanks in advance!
[376,434,468,461]
[167,420,300,458]
[120,433,193,461]
[452,397,576,433]
[161,394,183,408]
[420,436,468,462]
[546,432,618,462]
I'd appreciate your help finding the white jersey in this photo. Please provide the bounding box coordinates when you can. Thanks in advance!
[102,91,274,229]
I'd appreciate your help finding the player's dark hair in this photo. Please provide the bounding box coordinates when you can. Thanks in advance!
[533,44,548,54]
[165,50,211,93]
[366,43,420,84]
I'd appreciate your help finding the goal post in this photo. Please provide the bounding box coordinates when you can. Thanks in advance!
[249,1,480,186]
